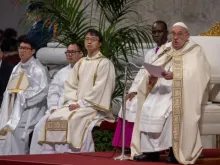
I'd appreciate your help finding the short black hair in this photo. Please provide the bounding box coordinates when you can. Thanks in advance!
[85,29,103,43]
[153,20,168,31]
[68,42,83,52]
[19,37,36,49]
[1,38,17,52]
[17,35,27,43]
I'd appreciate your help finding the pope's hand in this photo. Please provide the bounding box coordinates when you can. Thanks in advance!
[162,71,173,80]
[125,92,137,101]
[69,104,80,111]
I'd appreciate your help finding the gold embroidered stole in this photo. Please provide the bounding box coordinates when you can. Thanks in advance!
[171,44,198,163]
[145,43,198,162]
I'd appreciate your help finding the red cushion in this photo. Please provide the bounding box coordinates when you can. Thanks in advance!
[98,121,117,131]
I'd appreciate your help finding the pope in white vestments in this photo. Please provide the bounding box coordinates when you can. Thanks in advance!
[131,22,211,164]
[30,43,83,154]
[0,38,50,155]
[113,20,169,150]
[39,29,115,153]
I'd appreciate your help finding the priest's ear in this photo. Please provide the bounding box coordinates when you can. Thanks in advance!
[31,48,36,55]
[79,51,83,58]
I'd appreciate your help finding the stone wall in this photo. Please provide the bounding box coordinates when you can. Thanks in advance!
[135,0,220,35]
[1,0,220,36]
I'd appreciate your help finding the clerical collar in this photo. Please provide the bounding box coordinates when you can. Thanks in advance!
[21,57,34,68]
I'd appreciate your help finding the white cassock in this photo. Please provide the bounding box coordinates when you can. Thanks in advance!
[118,47,158,122]
[39,52,115,153]
[130,41,210,164]
[30,64,72,154]
[0,57,49,155]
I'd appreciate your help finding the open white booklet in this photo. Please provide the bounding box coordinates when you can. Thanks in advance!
[143,63,165,78]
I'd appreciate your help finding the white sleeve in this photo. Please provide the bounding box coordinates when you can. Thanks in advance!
[128,50,156,93]
[47,72,62,112]
[129,69,146,93]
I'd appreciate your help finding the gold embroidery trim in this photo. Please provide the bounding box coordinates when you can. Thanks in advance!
[172,55,183,163]
[16,72,24,89]
[171,43,199,164]
[84,99,110,111]
[0,127,14,136]
[72,111,98,148]
[77,57,86,80]
[64,99,78,105]
[93,58,105,86]
[46,120,68,131]
[40,111,98,149]
[9,72,25,93]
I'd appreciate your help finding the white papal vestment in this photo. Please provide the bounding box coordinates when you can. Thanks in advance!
[130,41,210,164]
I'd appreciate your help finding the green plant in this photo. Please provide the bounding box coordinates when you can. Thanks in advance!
[92,129,115,152]
[17,0,152,105]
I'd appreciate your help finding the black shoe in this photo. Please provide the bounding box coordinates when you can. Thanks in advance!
[166,147,179,164]
[148,152,160,162]
[133,153,148,161]
[166,156,179,164]
[134,152,160,162]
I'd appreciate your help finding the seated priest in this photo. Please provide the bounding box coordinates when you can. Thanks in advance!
[112,20,169,153]
[131,22,210,164]
[0,38,50,155]
[38,29,116,153]
[30,42,83,154]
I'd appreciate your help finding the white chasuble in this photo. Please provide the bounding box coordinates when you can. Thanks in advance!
[39,52,115,151]
[130,41,210,165]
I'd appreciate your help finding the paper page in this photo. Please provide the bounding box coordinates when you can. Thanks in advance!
[143,63,165,78]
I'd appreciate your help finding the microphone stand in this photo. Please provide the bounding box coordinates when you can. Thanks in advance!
[114,62,143,161]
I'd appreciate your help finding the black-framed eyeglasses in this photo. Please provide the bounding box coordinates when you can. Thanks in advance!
[65,51,81,56]
[85,37,99,42]
[18,46,32,51]
[170,32,187,38]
